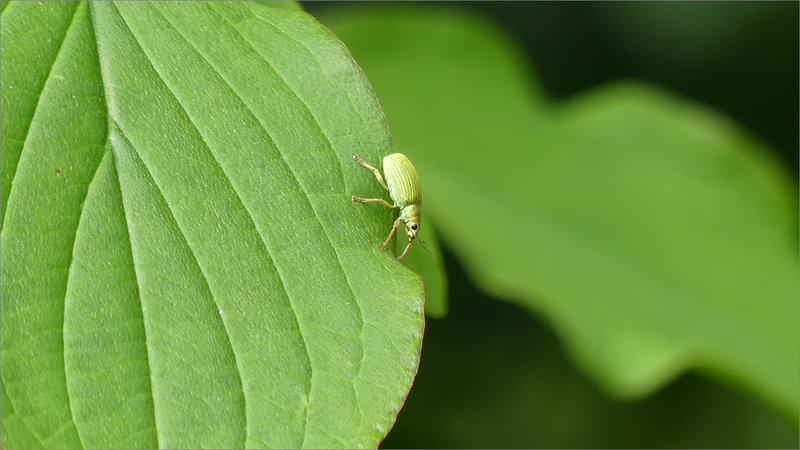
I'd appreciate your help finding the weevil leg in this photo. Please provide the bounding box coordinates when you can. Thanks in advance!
[397,239,413,260]
[353,153,389,190]
[379,218,403,249]
[351,196,396,209]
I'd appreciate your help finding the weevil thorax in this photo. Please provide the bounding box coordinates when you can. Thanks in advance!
[399,204,421,240]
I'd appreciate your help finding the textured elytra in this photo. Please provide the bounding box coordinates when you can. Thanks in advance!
[384,153,421,208]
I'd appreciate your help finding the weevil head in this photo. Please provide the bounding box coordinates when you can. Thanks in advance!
[400,205,421,240]
[406,219,420,240]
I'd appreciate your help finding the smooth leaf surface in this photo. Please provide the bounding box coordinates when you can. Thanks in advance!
[320,5,799,420]
[0,2,424,448]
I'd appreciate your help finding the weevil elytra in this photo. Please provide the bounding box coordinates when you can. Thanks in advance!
[351,152,424,260]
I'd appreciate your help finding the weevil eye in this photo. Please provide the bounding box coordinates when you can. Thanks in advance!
[411,224,418,230]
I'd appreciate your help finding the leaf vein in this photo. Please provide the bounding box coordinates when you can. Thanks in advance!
[1,379,46,448]
[104,30,250,444]
[113,7,320,446]
[61,142,112,450]
[201,7,371,443]
[106,133,160,449]
[1,1,80,231]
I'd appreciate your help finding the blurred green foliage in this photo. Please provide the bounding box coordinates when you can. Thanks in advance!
[465,1,799,171]
[309,2,799,447]
[385,252,798,448]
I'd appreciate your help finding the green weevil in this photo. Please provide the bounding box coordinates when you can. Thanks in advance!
[351,152,428,260]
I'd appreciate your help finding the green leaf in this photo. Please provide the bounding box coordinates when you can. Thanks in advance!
[2,379,44,449]
[383,286,799,448]
[1,2,423,448]
[320,5,799,420]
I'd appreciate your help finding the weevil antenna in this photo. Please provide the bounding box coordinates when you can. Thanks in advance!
[417,237,437,262]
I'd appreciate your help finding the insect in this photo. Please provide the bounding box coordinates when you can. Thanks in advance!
[351,153,432,260]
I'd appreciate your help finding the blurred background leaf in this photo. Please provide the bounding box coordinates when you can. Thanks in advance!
[462,1,799,171]
[312,2,799,447]
[382,254,798,448]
